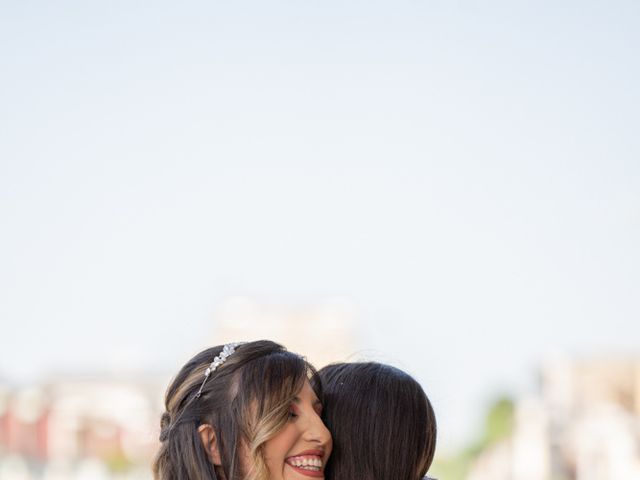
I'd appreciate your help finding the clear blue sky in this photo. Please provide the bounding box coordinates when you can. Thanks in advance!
[1,0,639,451]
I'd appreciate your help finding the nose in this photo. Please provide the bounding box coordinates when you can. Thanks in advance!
[304,411,332,448]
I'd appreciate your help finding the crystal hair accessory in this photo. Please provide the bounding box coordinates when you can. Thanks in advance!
[195,342,243,398]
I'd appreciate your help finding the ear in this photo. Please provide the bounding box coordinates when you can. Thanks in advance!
[198,423,222,465]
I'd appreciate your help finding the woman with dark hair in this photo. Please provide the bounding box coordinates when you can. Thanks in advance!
[318,362,437,480]
[153,340,332,480]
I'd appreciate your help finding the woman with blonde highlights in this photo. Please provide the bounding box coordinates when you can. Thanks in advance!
[153,340,332,480]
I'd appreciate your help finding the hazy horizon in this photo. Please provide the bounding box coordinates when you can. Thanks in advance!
[2,0,639,452]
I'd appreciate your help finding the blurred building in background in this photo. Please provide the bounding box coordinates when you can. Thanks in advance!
[211,296,358,369]
[465,357,640,480]
[0,375,163,480]
[0,298,357,479]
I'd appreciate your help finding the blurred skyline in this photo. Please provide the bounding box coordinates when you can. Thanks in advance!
[2,0,640,451]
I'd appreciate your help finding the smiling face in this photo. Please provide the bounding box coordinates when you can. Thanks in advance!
[262,380,332,480]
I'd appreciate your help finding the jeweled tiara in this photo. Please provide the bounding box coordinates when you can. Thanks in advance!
[195,342,243,398]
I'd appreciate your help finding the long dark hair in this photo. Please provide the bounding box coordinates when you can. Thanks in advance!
[318,362,437,480]
[153,340,321,480]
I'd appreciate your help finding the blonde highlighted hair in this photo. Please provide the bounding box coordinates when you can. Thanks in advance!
[153,340,320,480]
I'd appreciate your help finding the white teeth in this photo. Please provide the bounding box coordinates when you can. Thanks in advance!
[288,456,323,470]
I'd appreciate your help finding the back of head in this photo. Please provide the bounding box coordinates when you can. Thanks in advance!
[319,362,436,480]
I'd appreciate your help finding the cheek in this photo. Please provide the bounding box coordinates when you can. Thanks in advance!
[263,424,300,469]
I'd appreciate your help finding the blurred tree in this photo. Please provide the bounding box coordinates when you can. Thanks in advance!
[481,396,515,446]
[105,448,134,473]
[429,395,515,480]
